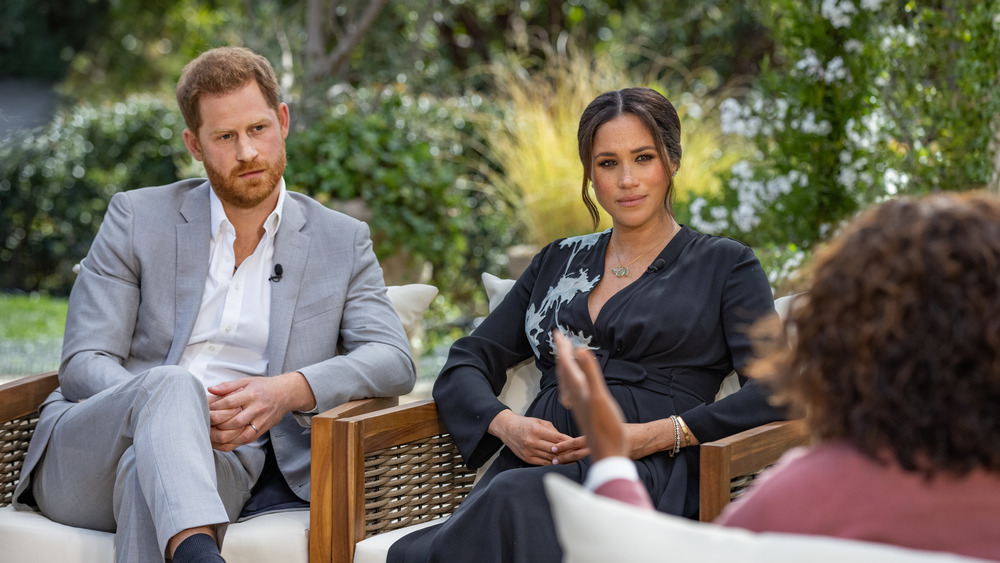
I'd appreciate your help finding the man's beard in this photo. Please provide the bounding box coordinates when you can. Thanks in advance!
[206,147,286,210]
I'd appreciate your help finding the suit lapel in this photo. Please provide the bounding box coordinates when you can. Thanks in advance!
[267,195,310,376]
[167,182,212,364]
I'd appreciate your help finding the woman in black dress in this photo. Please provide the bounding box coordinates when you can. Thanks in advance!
[389,87,784,562]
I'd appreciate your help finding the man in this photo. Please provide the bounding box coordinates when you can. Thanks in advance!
[12,46,416,562]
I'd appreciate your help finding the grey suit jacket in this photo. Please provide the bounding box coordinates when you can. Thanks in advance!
[15,179,415,506]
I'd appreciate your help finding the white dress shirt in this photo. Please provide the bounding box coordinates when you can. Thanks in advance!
[179,180,286,392]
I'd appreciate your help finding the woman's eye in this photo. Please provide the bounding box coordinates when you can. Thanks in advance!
[598,159,617,168]
[636,154,654,162]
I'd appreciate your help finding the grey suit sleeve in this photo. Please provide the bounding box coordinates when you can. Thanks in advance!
[295,221,416,416]
[59,192,141,400]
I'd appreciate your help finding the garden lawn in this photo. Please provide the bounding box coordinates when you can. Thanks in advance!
[0,294,67,381]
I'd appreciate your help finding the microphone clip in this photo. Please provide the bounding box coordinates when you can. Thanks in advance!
[269,264,283,282]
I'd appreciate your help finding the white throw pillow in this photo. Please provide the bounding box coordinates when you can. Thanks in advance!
[543,474,988,563]
[480,273,540,414]
[386,284,438,339]
[481,272,516,312]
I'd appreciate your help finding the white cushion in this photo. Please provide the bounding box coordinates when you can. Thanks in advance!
[353,516,449,563]
[0,505,115,562]
[386,283,439,339]
[0,505,309,563]
[543,473,988,563]
[221,510,310,561]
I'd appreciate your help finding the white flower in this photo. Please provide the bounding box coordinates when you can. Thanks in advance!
[861,0,884,10]
[884,169,909,195]
[824,56,849,83]
[794,49,823,79]
[822,0,858,29]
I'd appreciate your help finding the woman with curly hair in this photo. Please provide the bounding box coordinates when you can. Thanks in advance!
[555,191,1000,559]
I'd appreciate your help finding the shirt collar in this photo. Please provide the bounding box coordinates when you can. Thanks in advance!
[209,178,286,241]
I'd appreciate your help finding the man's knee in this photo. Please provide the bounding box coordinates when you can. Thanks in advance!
[137,366,206,407]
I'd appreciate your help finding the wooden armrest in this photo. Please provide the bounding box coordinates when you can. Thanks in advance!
[698,418,811,522]
[316,399,475,563]
[0,372,59,507]
[309,395,410,563]
[0,372,59,423]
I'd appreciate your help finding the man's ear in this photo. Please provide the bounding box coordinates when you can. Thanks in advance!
[183,129,204,162]
[278,102,290,139]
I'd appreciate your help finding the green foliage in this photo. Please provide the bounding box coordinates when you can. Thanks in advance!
[0,0,109,80]
[686,0,1000,268]
[284,86,517,303]
[0,95,186,294]
[0,294,67,340]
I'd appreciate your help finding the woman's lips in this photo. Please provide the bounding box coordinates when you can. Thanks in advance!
[618,195,646,207]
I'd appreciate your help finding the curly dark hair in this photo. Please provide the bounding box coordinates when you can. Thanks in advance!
[753,191,1000,478]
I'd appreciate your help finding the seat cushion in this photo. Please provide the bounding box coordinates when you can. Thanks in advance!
[543,473,989,563]
[0,505,309,563]
[354,517,449,563]
[0,505,114,562]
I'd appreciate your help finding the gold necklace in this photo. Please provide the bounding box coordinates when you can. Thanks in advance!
[609,224,677,277]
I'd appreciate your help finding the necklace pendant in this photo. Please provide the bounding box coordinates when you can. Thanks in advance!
[612,266,629,277]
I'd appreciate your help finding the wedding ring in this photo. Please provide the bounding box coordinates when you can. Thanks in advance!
[249,422,259,435]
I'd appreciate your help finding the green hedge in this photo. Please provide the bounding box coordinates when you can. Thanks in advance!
[1,95,185,294]
[285,86,518,304]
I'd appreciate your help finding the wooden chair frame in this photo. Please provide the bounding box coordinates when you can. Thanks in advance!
[0,371,398,563]
[326,399,812,563]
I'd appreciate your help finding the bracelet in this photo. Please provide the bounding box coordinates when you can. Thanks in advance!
[669,415,681,457]
[677,416,693,448]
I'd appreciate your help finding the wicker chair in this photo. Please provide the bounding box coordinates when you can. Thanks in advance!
[324,399,811,563]
[0,370,397,563]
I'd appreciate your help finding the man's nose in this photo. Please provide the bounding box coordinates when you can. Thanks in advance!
[236,136,258,161]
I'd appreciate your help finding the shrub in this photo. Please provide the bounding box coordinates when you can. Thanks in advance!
[284,85,517,305]
[688,0,1000,253]
[0,95,185,294]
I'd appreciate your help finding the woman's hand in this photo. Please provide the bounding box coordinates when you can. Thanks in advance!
[488,409,583,465]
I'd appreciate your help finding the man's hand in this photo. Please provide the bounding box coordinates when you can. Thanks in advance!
[487,409,585,466]
[553,331,630,462]
[206,371,316,451]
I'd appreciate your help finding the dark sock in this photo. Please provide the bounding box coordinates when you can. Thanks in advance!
[172,533,225,563]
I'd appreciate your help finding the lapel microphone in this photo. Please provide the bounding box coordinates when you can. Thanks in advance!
[646,259,666,273]
[269,264,283,282]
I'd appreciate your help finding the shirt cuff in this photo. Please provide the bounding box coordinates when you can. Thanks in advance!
[583,456,639,492]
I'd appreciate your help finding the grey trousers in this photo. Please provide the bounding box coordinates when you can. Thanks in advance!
[31,366,266,562]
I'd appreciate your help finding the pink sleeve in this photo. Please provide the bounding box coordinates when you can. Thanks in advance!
[594,478,655,509]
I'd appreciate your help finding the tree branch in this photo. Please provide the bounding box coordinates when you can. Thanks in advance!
[316,0,391,80]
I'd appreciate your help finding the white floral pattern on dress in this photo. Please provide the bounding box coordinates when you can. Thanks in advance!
[524,231,606,357]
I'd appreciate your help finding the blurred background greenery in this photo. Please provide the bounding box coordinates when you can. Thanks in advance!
[2,0,998,379]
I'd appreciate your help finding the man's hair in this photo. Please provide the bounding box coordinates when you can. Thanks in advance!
[576,87,682,229]
[176,46,281,134]
[752,191,1000,478]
